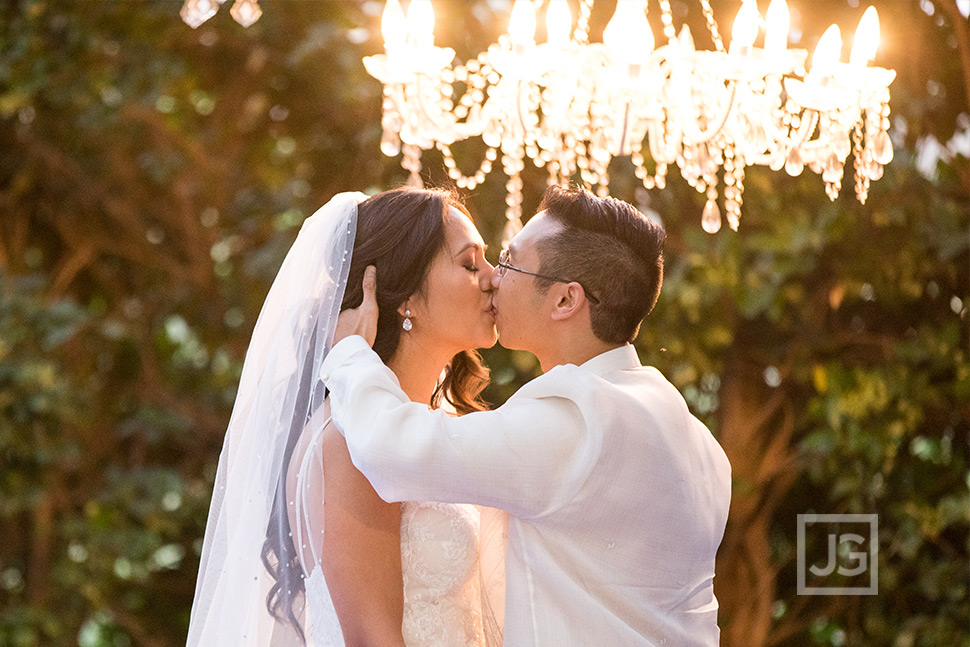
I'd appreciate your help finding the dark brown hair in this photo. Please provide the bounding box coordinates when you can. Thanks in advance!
[261,187,490,641]
[342,186,490,415]
[533,184,666,344]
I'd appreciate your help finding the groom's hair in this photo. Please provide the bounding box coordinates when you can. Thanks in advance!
[534,184,665,344]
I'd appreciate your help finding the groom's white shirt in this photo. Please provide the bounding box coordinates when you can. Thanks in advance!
[322,336,731,647]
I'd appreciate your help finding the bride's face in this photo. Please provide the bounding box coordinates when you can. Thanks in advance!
[406,207,497,353]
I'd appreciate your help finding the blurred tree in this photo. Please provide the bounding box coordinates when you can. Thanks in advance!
[0,1,966,647]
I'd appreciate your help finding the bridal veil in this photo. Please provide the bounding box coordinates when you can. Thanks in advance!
[186,192,362,647]
[186,190,506,647]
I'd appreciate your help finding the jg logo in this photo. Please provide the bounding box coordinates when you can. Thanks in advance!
[797,514,878,595]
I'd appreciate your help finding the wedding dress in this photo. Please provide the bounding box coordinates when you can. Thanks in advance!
[399,501,485,647]
[293,414,488,647]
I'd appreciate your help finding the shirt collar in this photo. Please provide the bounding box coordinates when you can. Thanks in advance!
[578,344,642,377]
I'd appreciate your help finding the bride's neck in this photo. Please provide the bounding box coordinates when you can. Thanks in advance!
[386,336,453,407]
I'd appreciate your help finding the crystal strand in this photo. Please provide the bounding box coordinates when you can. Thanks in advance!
[402,144,423,188]
[727,163,743,231]
[852,121,869,204]
[438,143,496,189]
[658,0,676,42]
[503,174,524,246]
[502,149,525,245]
[654,162,667,189]
[575,0,594,44]
[698,0,725,52]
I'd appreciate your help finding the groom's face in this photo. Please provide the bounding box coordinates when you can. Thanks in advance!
[489,211,563,351]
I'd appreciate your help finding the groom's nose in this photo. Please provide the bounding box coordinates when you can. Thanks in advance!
[479,258,495,292]
[488,263,502,291]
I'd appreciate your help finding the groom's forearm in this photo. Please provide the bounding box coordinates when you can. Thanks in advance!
[321,336,594,518]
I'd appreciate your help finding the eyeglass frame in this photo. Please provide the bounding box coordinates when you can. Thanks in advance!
[496,249,600,305]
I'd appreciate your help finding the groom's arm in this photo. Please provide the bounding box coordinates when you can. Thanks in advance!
[322,336,593,519]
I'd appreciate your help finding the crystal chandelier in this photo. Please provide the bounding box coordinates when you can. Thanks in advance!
[363,0,895,237]
[179,0,896,237]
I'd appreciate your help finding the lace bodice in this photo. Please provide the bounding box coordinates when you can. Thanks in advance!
[294,415,488,647]
[400,501,485,647]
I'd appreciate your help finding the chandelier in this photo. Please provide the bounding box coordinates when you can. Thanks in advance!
[181,0,896,237]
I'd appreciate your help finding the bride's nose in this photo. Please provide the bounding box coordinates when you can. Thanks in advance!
[479,258,495,292]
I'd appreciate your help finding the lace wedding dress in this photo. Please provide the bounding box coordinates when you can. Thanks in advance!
[400,501,485,647]
[293,416,491,647]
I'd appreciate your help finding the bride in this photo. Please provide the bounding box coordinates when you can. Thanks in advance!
[186,188,506,647]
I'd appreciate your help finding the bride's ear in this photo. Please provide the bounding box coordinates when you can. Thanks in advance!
[396,301,410,318]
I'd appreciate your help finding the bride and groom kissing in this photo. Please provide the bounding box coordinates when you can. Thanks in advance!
[186,184,732,647]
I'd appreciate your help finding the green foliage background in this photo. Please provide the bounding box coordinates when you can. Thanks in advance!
[0,1,967,646]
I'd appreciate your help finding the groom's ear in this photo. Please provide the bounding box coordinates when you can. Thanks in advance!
[549,283,589,322]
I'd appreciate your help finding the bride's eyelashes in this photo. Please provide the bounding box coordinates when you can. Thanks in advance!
[463,255,481,273]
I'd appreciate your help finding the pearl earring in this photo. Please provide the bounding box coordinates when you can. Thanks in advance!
[402,309,413,332]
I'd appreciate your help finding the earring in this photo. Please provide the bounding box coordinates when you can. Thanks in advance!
[402,309,413,332]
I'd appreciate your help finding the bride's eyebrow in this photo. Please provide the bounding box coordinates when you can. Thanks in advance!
[452,242,486,258]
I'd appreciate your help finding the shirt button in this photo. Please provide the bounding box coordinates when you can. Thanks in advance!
[322,372,331,382]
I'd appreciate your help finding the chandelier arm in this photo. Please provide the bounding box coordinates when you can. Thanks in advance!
[647,118,678,165]
[791,109,820,149]
[686,81,737,145]
[517,80,531,141]
[618,101,632,156]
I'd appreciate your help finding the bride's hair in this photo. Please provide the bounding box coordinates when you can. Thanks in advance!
[261,186,490,641]
[344,186,490,415]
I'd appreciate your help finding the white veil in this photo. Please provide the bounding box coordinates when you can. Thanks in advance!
[186,192,363,647]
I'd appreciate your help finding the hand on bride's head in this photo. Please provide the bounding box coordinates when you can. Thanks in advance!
[334,265,379,348]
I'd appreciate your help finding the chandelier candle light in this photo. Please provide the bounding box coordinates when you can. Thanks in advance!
[181,0,896,237]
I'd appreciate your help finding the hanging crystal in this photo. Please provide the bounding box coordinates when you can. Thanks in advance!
[180,0,220,28]
[701,199,722,234]
[230,0,262,27]
[784,147,804,177]
[873,130,893,165]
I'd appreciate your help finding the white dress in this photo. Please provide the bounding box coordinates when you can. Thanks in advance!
[292,415,490,647]
[400,501,485,647]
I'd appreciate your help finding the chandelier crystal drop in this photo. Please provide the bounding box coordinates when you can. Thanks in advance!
[180,0,261,29]
[363,0,896,238]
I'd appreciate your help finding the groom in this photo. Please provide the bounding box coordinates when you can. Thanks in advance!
[323,185,732,646]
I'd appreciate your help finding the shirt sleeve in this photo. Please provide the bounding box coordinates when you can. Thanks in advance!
[321,336,595,519]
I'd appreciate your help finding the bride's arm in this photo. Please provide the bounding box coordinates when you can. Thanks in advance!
[318,421,407,647]
[321,336,597,519]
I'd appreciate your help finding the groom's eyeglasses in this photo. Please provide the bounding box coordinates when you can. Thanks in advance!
[496,249,600,305]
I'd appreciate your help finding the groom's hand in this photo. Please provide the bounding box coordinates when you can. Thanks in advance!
[334,265,379,348]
